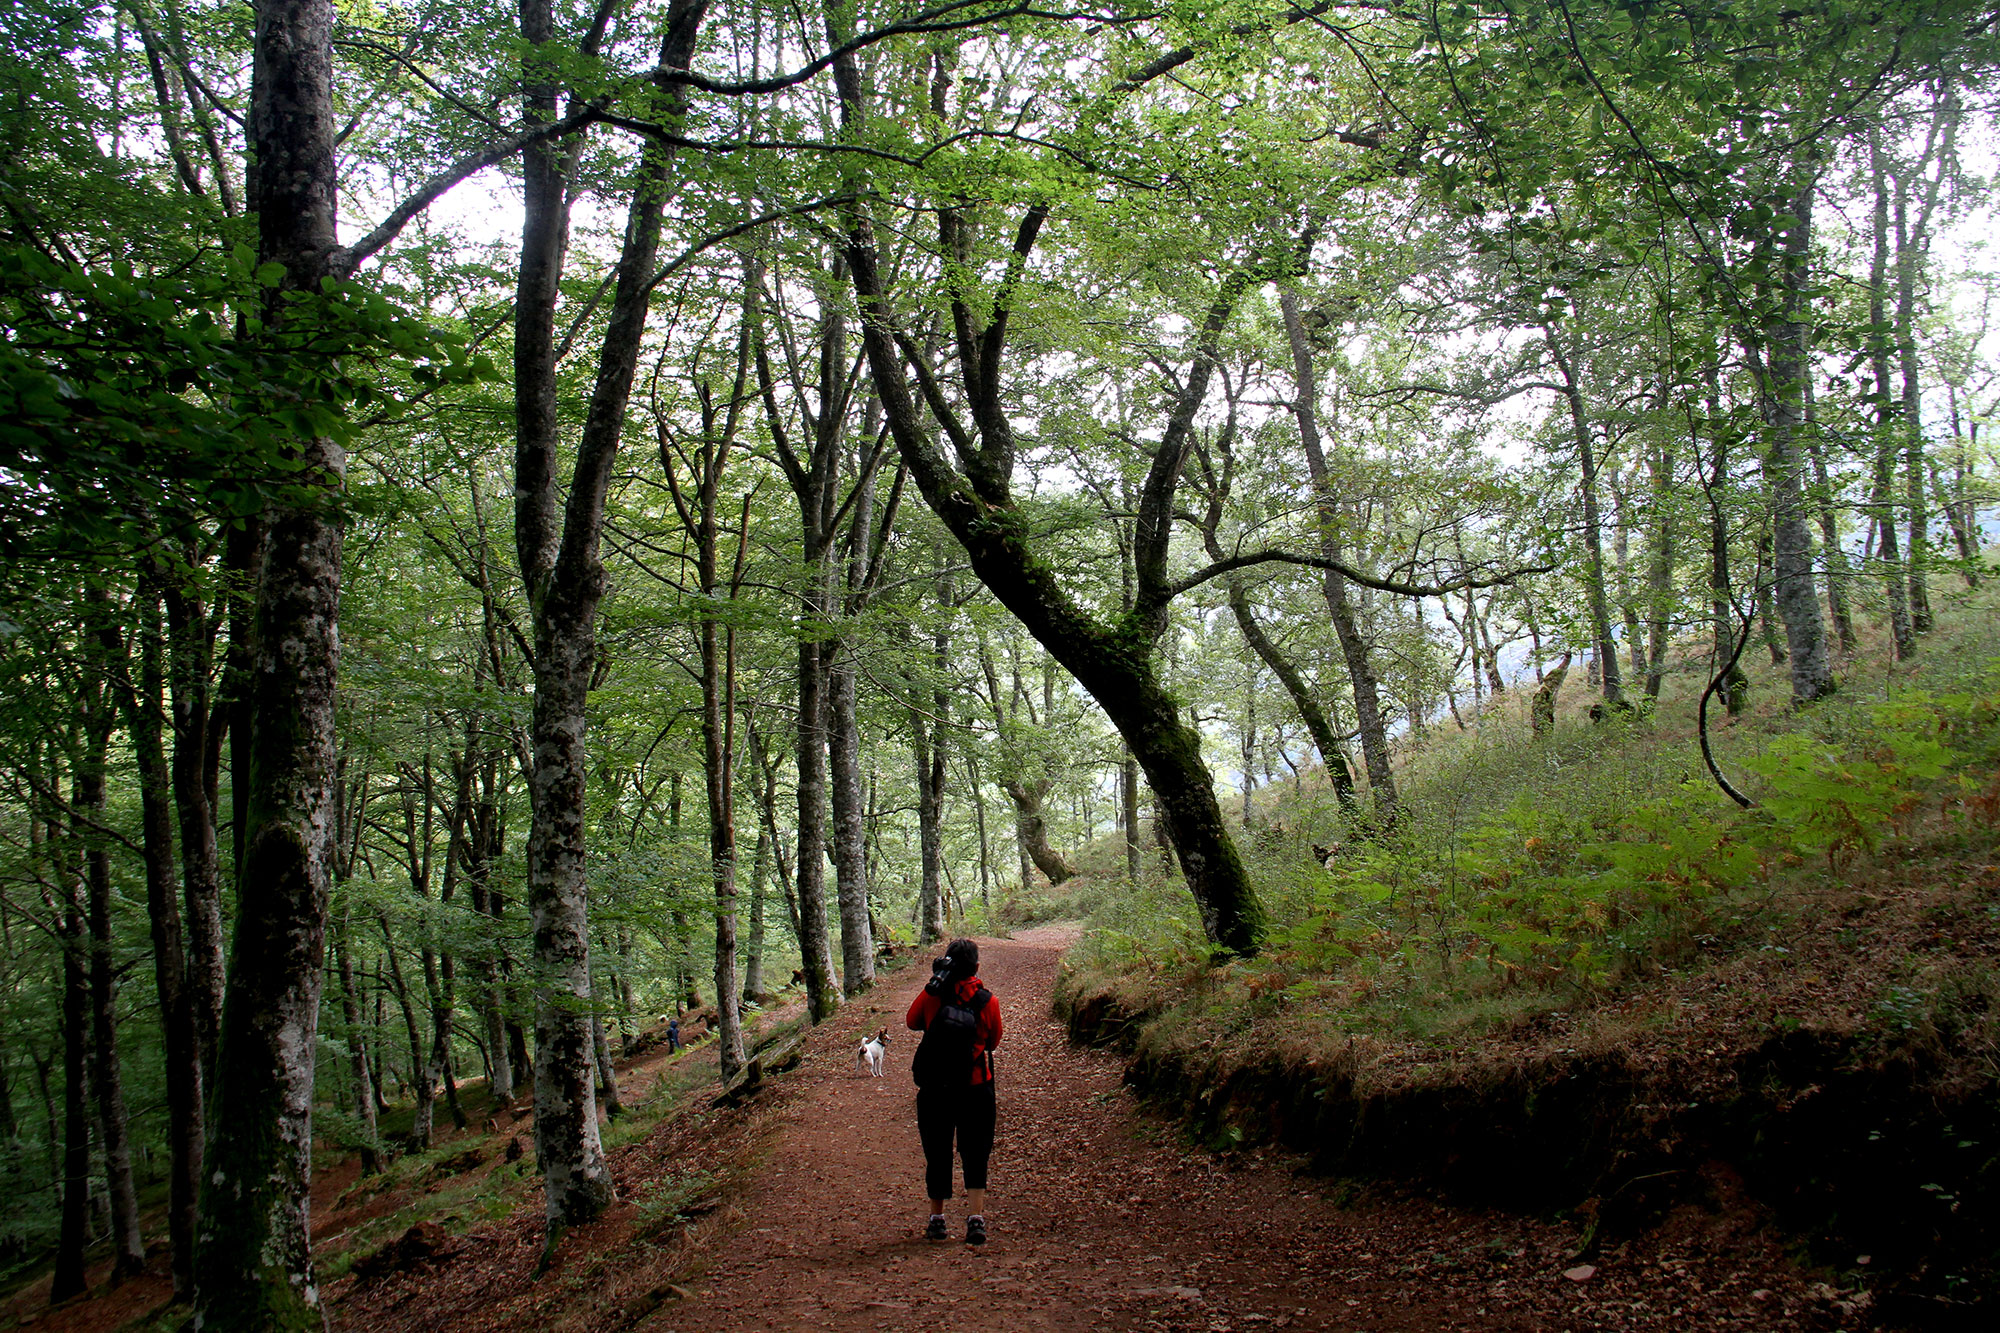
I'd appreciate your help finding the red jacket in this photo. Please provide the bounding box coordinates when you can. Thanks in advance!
[906,974,1003,1086]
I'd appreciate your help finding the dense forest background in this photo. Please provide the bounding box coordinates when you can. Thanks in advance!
[2,0,1997,1325]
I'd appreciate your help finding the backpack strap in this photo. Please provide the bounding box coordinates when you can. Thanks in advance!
[971,988,993,1080]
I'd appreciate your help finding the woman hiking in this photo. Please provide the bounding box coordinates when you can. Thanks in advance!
[906,937,1004,1244]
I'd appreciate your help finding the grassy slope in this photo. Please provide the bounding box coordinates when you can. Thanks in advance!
[1050,574,2000,1324]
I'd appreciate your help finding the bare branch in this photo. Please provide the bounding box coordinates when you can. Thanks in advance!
[1166,549,1555,601]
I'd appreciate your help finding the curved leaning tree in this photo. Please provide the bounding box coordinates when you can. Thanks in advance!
[821,6,1540,954]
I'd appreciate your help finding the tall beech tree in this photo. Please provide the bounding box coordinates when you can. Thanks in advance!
[511,0,714,1233]
[192,0,349,1321]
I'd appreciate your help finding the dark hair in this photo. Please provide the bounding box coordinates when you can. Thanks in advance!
[943,937,979,980]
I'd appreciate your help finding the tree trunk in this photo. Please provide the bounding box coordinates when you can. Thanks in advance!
[792,638,841,1018]
[193,1,348,1322]
[826,648,874,992]
[1805,416,1858,651]
[52,808,91,1305]
[1892,89,1956,631]
[1005,779,1074,885]
[79,715,144,1280]
[466,760,513,1105]
[1121,747,1140,884]
[1532,654,1572,736]
[427,754,469,1133]
[1548,330,1625,708]
[1753,162,1835,702]
[98,589,202,1301]
[162,578,225,1083]
[689,442,748,1080]
[1929,451,1979,585]
[1704,370,1747,714]
[911,704,947,944]
[332,907,379,1173]
[968,752,993,909]
[1611,465,1645,682]
[1280,292,1393,814]
[379,915,432,1150]
[515,2,711,1233]
[1896,178,1932,634]
[836,48,1263,951]
[589,1014,621,1119]
[742,826,769,999]
[1869,128,1916,660]
[1642,444,1675,699]
[1222,575,1357,806]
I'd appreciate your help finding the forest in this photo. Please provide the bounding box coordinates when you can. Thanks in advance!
[2,0,1998,1328]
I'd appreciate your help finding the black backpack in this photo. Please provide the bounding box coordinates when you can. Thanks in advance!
[910,984,992,1088]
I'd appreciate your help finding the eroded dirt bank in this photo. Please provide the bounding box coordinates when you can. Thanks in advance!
[576,926,1845,1332]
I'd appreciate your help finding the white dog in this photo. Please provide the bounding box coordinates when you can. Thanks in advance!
[856,1027,888,1078]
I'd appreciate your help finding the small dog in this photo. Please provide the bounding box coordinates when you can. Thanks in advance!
[856,1027,889,1078]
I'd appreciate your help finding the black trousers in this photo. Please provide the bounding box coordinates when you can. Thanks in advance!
[916,1080,997,1200]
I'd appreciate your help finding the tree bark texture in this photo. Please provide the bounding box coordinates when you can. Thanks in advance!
[195,4,348,1323]
[516,0,710,1231]
[1753,164,1835,703]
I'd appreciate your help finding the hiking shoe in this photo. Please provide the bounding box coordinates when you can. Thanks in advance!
[925,1215,948,1241]
[965,1216,987,1246]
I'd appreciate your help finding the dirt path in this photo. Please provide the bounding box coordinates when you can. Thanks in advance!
[657,927,1833,1333]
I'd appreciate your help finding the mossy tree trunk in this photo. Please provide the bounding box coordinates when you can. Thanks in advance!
[194,1,348,1319]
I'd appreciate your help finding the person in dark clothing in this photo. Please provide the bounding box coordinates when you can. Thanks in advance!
[666,1016,680,1054]
[907,937,1004,1245]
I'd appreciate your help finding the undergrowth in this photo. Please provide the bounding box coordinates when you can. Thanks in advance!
[1064,578,2000,1050]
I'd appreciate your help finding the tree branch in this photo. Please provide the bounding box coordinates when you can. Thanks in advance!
[1166,549,1554,601]
[332,100,611,276]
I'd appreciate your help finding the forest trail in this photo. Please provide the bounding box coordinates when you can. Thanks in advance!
[654,926,1826,1333]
